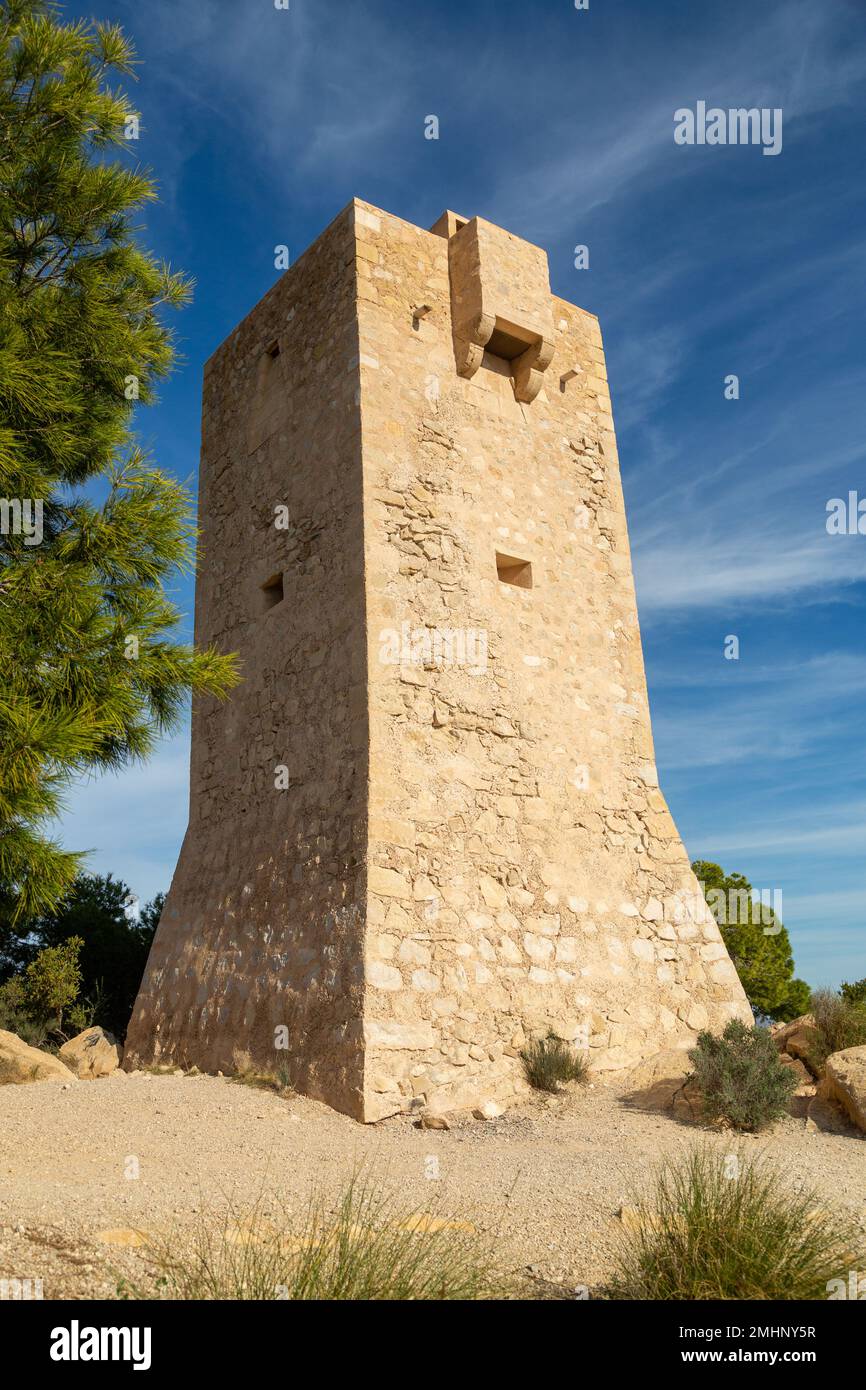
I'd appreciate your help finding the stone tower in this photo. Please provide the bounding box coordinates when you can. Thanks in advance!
[124,199,751,1119]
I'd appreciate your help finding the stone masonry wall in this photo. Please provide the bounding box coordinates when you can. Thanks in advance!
[125,205,370,1117]
[356,200,751,1120]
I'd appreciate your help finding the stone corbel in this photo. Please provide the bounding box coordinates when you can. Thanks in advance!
[512,334,555,403]
[453,309,496,379]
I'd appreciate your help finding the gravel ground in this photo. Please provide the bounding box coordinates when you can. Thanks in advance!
[1,1070,863,1299]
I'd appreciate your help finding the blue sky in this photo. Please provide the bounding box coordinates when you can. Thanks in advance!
[56,0,866,986]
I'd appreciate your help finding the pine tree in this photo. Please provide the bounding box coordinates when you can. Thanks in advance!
[691,860,811,1022]
[0,1,238,928]
[20,871,161,1036]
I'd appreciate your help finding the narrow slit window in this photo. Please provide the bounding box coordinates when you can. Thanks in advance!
[496,552,533,589]
[260,571,284,611]
[265,339,281,360]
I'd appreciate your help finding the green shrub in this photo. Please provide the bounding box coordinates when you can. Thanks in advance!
[0,975,49,1047]
[688,1019,795,1131]
[808,989,866,1071]
[0,938,84,1045]
[142,1179,512,1301]
[840,977,866,1007]
[521,1033,588,1093]
[609,1147,863,1300]
[21,936,83,1032]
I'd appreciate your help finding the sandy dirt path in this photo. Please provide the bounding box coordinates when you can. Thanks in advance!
[1,1070,863,1298]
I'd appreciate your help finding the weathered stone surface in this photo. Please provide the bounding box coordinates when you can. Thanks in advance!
[784,1025,821,1073]
[671,1078,707,1125]
[770,1013,814,1050]
[419,1112,450,1130]
[616,1204,665,1234]
[806,1080,860,1136]
[0,1030,73,1085]
[621,1048,693,1111]
[95,1228,150,1248]
[473,1100,504,1121]
[779,1053,815,1096]
[823,1046,866,1133]
[59,1027,122,1079]
[124,198,752,1122]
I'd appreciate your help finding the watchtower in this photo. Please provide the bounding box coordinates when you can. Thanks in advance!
[125,200,750,1119]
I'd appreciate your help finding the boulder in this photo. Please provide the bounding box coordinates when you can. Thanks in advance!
[806,1081,859,1136]
[59,1026,122,1079]
[473,1100,504,1121]
[0,1029,75,1084]
[785,1027,820,1071]
[823,1046,866,1133]
[620,1048,693,1111]
[770,1014,814,1050]
[779,1054,816,1096]
[671,1077,708,1125]
[771,1015,820,1074]
[419,1112,450,1131]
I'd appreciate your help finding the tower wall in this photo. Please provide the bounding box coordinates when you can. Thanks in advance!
[126,198,751,1121]
[124,205,370,1116]
[355,201,750,1120]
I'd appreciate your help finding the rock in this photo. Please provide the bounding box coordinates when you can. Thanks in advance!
[779,1054,816,1096]
[95,1228,150,1248]
[364,1092,402,1123]
[473,1100,504,1121]
[616,1204,645,1234]
[365,1020,437,1051]
[58,1027,122,1080]
[770,1014,814,1050]
[616,1204,665,1234]
[806,1083,859,1136]
[823,1046,866,1133]
[785,1027,820,1069]
[0,1029,74,1085]
[419,1112,450,1130]
[620,1048,693,1111]
[772,1015,821,1074]
[671,1077,706,1125]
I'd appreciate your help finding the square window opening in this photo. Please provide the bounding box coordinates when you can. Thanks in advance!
[496,552,533,589]
[260,571,284,611]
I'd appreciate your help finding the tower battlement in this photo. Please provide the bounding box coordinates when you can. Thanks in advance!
[125,199,750,1120]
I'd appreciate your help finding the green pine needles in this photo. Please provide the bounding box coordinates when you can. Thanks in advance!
[0,1,239,927]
